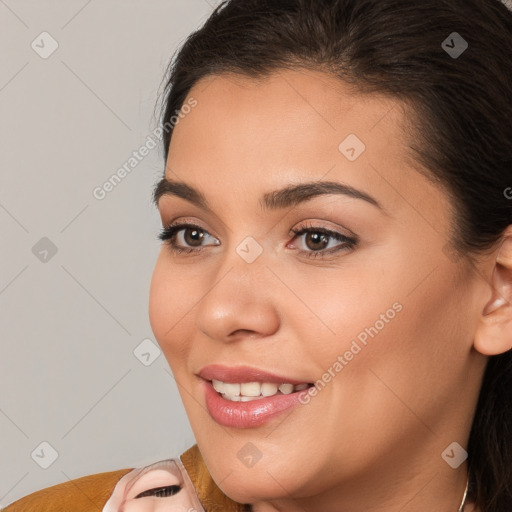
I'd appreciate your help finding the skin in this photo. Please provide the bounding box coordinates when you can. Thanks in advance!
[149,69,512,512]
[115,464,194,512]
[120,466,195,512]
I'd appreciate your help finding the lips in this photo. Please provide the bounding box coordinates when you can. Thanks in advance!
[198,364,310,385]
[198,364,313,428]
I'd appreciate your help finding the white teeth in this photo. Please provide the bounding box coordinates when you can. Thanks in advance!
[261,382,279,397]
[212,380,309,401]
[240,396,257,402]
[223,382,241,396]
[212,379,223,393]
[240,382,261,397]
[222,394,241,401]
[278,383,294,395]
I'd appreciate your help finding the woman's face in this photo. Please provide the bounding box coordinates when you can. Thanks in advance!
[149,69,487,507]
[120,467,195,512]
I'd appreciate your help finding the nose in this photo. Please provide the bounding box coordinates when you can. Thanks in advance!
[194,248,281,344]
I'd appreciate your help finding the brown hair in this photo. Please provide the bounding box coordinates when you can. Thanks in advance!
[157,1,512,510]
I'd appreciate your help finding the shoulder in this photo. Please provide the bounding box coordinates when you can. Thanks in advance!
[1,456,207,512]
[1,446,249,512]
[1,467,134,511]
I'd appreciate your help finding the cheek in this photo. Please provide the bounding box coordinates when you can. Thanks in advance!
[122,496,194,512]
[148,258,169,344]
[279,261,402,368]
[148,256,193,364]
[339,261,473,424]
[294,251,467,421]
[149,256,193,348]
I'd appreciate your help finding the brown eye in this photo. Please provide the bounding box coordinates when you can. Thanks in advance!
[289,223,358,259]
[157,222,220,255]
[183,227,205,247]
[304,232,330,251]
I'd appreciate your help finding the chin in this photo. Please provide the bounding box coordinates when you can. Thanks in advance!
[195,433,320,503]
[212,470,296,504]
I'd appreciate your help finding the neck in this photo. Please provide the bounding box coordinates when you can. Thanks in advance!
[251,475,469,512]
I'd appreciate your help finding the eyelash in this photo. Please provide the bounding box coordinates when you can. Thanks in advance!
[157,221,358,259]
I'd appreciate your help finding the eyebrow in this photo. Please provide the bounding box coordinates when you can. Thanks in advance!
[152,177,383,213]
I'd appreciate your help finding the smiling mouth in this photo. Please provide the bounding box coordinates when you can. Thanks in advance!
[210,379,314,402]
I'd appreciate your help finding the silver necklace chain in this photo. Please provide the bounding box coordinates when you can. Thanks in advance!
[457,476,469,512]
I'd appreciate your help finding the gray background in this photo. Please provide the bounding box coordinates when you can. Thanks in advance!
[0,0,217,507]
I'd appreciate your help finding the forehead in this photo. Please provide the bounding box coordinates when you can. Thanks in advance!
[170,68,410,164]
[165,69,449,225]
[172,71,393,167]
[175,69,409,148]
[184,68,409,127]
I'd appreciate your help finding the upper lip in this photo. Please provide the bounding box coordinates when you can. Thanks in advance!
[198,364,310,385]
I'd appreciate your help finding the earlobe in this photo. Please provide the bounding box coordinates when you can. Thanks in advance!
[474,234,512,356]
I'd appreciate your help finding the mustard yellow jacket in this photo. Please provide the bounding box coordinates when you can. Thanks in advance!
[2,444,251,512]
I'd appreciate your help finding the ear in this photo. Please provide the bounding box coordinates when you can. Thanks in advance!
[474,231,512,356]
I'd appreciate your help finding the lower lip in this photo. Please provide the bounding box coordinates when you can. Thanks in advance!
[203,380,308,428]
